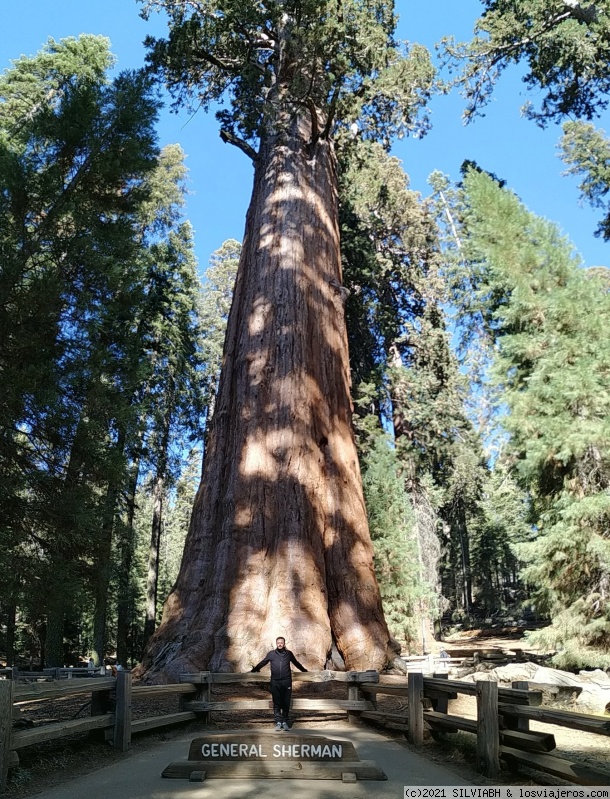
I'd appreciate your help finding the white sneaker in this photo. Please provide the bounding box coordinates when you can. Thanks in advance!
[281,722,290,731]
[275,722,282,731]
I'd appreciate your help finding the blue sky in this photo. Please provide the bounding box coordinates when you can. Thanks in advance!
[2,0,609,274]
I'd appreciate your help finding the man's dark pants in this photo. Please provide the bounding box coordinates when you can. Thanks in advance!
[270,678,292,723]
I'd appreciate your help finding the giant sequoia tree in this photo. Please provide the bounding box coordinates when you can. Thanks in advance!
[136,0,434,678]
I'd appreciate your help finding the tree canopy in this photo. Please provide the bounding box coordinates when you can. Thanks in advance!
[140,0,435,152]
[442,0,610,124]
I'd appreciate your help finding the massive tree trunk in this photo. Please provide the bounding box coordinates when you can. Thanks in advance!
[136,113,391,680]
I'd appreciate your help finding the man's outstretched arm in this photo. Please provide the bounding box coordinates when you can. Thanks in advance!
[290,653,307,672]
[251,655,270,672]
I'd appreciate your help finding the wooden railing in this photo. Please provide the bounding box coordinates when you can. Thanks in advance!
[3,669,609,791]
[360,673,610,786]
[1,666,106,680]
[177,669,378,725]
[0,669,377,792]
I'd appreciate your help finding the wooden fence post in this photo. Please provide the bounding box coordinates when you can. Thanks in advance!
[1,678,15,793]
[114,670,132,752]
[510,681,530,731]
[190,673,211,724]
[347,678,362,724]
[407,672,424,746]
[476,680,500,779]
[431,672,449,714]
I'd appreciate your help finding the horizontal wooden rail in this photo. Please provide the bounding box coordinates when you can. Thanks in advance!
[132,683,194,698]
[424,677,542,706]
[184,699,271,712]
[360,710,409,731]
[423,711,556,753]
[11,715,114,749]
[182,698,373,713]
[424,710,477,734]
[501,746,610,786]
[179,669,379,685]
[362,679,542,707]
[130,712,197,734]
[14,678,116,702]
[498,703,610,736]
[361,684,409,698]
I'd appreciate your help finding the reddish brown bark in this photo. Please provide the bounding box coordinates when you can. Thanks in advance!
[136,113,391,680]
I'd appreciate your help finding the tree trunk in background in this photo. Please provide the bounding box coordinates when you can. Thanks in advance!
[136,114,390,680]
[142,471,165,647]
[6,602,16,667]
[143,402,172,649]
[92,423,127,665]
[117,459,140,666]
[91,477,121,665]
[44,594,65,667]
[457,500,473,616]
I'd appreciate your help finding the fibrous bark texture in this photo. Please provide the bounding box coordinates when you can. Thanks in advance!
[136,115,391,681]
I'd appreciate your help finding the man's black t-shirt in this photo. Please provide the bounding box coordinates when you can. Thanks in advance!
[252,647,307,681]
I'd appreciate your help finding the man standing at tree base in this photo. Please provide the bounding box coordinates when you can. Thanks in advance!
[251,637,307,730]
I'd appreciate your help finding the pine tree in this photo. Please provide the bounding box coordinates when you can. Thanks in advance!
[141,217,203,648]
[339,140,488,636]
[0,38,206,669]
[470,461,530,615]
[560,120,610,241]
[199,239,241,430]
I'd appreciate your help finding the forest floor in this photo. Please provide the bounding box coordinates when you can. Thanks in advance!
[6,634,610,797]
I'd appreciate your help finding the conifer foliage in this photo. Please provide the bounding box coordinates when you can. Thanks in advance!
[457,169,610,666]
[442,0,610,123]
[0,36,203,668]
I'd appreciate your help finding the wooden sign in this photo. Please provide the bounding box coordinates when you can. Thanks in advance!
[163,731,387,781]
[187,732,359,761]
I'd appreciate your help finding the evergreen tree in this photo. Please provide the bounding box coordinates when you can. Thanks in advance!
[141,216,203,648]
[137,0,435,678]
[0,38,204,668]
[460,168,610,666]
[470,461,530,615]
[560,120,610,241]
[340,140,488,635]
[158,448,202,607]
[362,432,424,648]
[0,35,162,666]
[199,239,241,431]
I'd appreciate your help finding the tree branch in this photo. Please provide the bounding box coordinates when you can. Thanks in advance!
[219,129,258,162]
[194,48,242,73]
[321,85,341,140]
[305,97,320,146]
[448,11,574,65]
